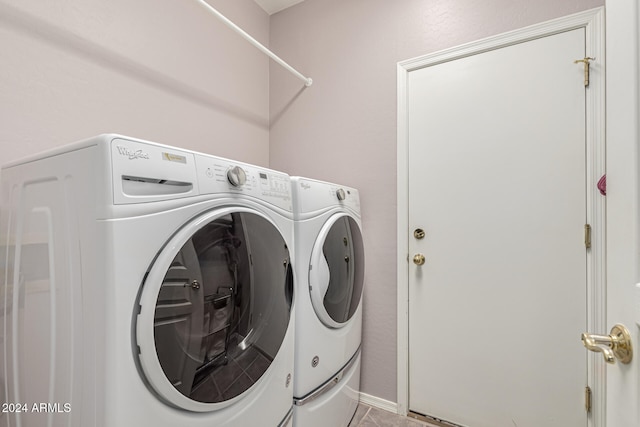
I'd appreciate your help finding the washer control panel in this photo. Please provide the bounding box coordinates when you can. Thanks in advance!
[196,154,292,211]
[108,136,291,210]
[226,165,247,187]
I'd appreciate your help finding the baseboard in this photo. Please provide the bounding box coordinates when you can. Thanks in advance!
[358,392,399,415]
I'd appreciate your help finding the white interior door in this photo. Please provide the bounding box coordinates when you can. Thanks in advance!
[407,28,590,426]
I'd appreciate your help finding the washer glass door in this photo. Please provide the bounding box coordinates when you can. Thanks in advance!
[308,214,364,328]
[136,208,293,412]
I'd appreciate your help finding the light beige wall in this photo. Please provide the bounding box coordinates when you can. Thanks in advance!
[269,0,604,403]
[0,0,269,165]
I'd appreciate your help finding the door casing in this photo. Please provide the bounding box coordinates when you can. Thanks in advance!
[603,0,640,425]
[396,7,605,425]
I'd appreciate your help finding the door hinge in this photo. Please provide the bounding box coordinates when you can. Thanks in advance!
[574,57,595,87]
[585,386,592,412]
[584,224,592,249]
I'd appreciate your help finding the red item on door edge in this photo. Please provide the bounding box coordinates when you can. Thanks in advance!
[597,174,606,196]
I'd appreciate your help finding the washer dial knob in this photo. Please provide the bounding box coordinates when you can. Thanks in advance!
[336,188,346,201]
[227,166,247,187]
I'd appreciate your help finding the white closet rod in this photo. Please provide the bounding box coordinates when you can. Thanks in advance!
[195,0,313,87]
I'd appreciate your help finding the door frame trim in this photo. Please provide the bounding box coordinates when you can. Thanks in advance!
[396,7,605,425]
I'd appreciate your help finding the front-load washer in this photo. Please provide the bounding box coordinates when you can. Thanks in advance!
[0,134,295,427]
[290,177,365,427]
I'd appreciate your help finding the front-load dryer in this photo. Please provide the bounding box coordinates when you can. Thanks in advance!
[290,177,364,427]
[0,134,295,427]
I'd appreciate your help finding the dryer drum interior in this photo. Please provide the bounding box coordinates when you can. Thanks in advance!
[321,216,364,323]
[310,214,364,327]
[138,210,293,408]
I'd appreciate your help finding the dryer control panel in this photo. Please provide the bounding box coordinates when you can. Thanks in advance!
[195,154,292,212]
[292,177,360,215]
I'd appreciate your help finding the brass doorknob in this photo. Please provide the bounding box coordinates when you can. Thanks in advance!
[581,324,633,364]
[413,254,426,266]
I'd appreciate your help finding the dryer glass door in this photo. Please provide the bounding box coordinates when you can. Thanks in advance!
[136,209,293,412]
[309,214,364,328]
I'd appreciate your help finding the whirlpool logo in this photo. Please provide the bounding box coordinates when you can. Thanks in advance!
[116,145,150,160]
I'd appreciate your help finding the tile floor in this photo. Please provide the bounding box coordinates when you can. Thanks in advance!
[348,404,440,427]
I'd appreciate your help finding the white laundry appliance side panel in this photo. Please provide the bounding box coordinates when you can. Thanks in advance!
[0,144,103,427]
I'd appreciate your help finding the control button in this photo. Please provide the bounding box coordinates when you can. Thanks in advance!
[227,166,247,187]
[336,188,346,201]
[205,168,214,178]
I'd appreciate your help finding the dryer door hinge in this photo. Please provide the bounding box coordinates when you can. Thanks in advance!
[585,386,592,413]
